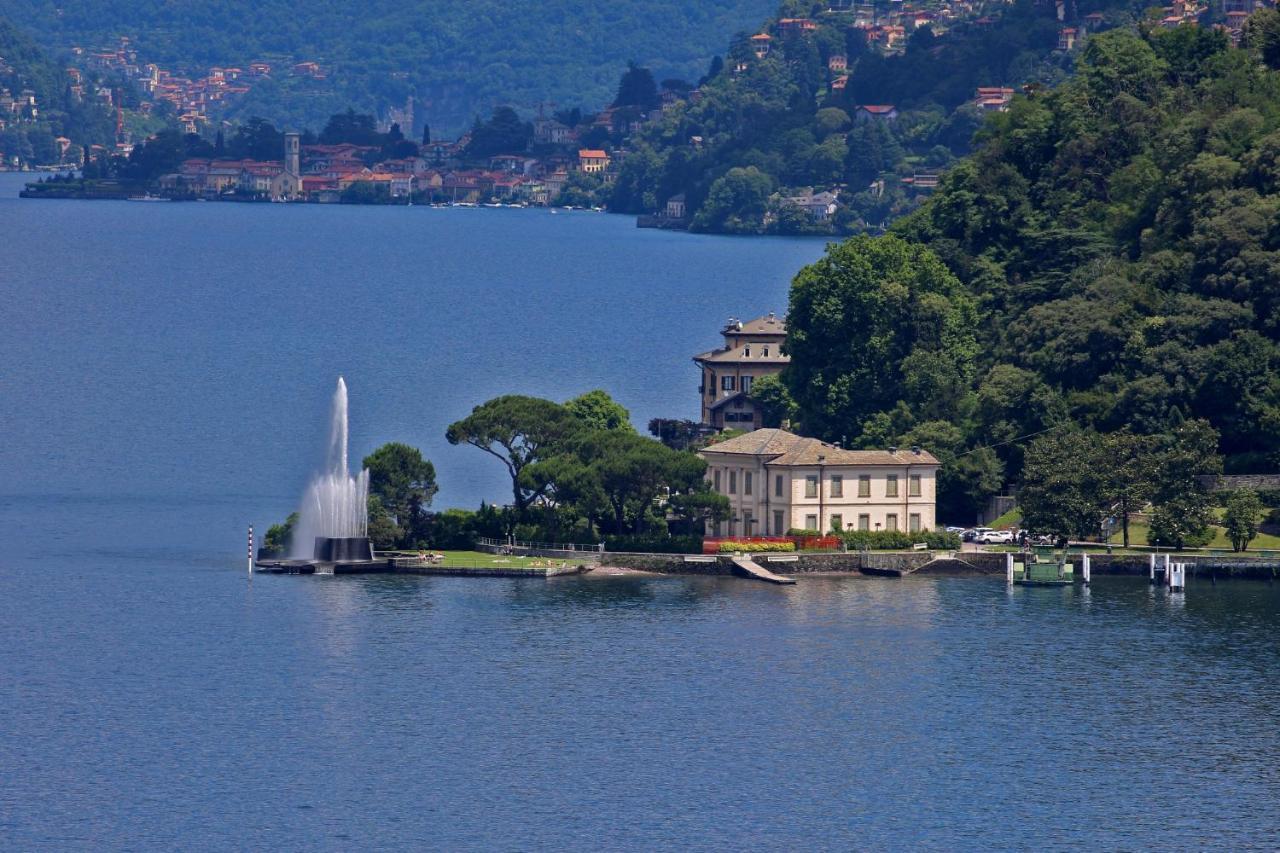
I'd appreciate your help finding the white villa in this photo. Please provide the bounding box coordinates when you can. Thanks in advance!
[699,428,939,536]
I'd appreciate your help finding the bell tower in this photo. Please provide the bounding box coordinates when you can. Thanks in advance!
[284,132,300,176]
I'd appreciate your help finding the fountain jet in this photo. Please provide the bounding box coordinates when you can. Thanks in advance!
[291,377,372,561]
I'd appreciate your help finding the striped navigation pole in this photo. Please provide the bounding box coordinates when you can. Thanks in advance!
[247,524,255,575]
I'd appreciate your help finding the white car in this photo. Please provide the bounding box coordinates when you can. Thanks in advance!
[977,529,1015,544]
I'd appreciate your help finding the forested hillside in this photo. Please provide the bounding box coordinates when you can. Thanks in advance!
[0,0,777,134]
[612,0,1131,233]
[770,26,1280,527]
[0,15,113,164]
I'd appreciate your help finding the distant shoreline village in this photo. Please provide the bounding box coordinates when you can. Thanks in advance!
[9,0,1174,234]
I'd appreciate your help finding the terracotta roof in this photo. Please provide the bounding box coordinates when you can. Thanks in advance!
[693,344,789,364]
[701,428,805,457]
[579,149,608,159]
[701,428,940,466]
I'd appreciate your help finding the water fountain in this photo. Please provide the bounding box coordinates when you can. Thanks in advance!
[291,377,373,563]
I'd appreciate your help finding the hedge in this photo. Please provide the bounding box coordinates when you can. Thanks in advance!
[839,529,962,550]
[717,540,797,553]
[603,534,703,554]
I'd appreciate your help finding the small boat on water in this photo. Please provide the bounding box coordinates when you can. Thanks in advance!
[1013,548,1074,586]
[127,194,169,202]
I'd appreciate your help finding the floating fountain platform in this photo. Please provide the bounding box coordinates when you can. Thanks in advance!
[313,536,374,563]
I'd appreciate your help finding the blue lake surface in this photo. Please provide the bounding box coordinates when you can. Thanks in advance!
[3,173,1280,849]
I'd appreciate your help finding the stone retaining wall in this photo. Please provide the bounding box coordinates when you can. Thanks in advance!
[603,549,1280,579]
[1199,474,1280,492]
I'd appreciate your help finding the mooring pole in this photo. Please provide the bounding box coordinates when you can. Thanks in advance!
[1006,552,1014,585]
[248,524,254,575]
[1082,552,1091,585]
[1149,552,1156,584]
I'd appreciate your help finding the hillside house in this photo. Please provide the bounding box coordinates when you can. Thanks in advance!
[693,313,789,429]
[578,149,610,173]
[855,104,899,121]
[975,86,1015,111]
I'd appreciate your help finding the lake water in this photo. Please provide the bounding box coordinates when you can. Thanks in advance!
[4,174,1280,849]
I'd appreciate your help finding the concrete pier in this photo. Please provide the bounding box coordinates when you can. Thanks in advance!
[730,556,797,585]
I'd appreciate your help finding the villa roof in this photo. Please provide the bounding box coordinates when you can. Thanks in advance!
[726,313,787,335]
[693,344,789,364]
[701,428,939,466]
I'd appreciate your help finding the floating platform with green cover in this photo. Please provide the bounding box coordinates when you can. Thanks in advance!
[1012,549,1074,586]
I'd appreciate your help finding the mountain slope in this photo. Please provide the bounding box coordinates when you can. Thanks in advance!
[775,25,1280,521]
[0,0,778,134]
[0,14,114,164]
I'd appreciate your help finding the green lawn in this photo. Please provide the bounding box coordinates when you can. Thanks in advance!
[989,507,1023,528]
[1106,523,1280,552]
[388,550,588,568]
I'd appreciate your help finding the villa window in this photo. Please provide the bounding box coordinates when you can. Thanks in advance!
[858,514,870,531]
[805,475,818,498]
[773,510,784,535]
[744,472,753,495]
[909,474,921,497]
[744,511,754,534]
[775,474,784,497]
[729,471,737,494]
[909,513,921,533]
[741,375,753,393]
[886,475,899,498]
[721,375,736,392]
[763,346,770,357]
[830,514,843,532]
[744,345,751,357]
[830,474,843,498]
[714,469,721,492]
[858,475,870,497]
[805,514,818,531]
[886,513,899,531]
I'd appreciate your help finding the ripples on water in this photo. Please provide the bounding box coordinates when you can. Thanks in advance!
[2,566,1278,849]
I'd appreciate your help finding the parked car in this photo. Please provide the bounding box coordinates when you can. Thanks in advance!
[963,527,993,542]
[977,529,1015,544]
[944,526,966,534]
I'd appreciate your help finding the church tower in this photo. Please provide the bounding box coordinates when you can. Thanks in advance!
[285,132,300,176]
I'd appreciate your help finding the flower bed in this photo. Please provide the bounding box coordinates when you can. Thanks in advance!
[716,540,797,554]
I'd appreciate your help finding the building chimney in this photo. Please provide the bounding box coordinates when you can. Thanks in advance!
[888,445,898,454]
[912,445,921,455]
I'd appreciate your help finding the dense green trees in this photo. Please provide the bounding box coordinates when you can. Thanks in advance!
[1012,421,1220,545]
[0,14,116,165]
[464,107,530,158]
[445,395,580,512]
[775,28,1274,524]
[451,392,727,541]
[785,234,977,441]
[362,443,439,549]
[1222,489,1265,551]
